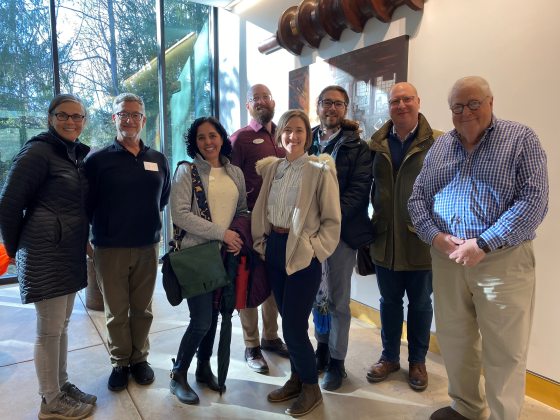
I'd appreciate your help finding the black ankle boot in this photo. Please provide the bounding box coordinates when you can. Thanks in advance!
[169,359,199,405]
[195,359,224,393]
[315,342,330,373]
[321,358,347,391]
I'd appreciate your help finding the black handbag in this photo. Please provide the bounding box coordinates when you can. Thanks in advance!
[160,162,229,305]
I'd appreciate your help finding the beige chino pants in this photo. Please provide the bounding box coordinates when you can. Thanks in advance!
[239,293,280,348]
[431,241,535,420]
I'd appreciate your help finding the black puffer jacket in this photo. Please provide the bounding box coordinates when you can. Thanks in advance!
[311,124,374,249]
[0,129,90,303]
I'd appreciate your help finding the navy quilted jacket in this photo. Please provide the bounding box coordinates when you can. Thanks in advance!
[0,129,90,303]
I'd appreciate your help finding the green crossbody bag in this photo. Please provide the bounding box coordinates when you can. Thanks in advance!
[168,163,229,299]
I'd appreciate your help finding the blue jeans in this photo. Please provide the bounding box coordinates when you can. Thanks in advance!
[174,291,219,373]
[265,231,322,384]
[375,265,433,363]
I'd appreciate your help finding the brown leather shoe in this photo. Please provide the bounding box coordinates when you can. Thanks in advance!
[267,373,302,402]
[408,362,428,391]
[245,347,269,374]
[261,338,290,358]
[430,406,469,420]
[366,358,400,383]
[285,383,322,417]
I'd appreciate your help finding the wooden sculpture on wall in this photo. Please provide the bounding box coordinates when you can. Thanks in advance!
[259,0,425,55]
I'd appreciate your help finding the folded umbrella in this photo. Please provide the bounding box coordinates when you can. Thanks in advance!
[215,252,240,395]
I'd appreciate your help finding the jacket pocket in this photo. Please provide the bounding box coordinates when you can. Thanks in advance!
[371,219,388,263]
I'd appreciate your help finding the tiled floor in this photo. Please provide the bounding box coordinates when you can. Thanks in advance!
[1,275,559,420]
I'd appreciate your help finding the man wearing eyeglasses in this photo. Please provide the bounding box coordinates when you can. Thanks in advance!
[409,76,548,420]
[230,84,288,374]
[85,93,171,393]
[309,85,373,391]
[366,82,440,392]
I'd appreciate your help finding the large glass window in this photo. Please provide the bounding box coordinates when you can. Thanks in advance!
[56,0,159,149]
[0,0,215,279]
[0,0,53,278]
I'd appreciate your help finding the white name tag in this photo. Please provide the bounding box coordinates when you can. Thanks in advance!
[144,161,159,171]
[253,138,264,144]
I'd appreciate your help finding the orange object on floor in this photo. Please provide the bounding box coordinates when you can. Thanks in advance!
[0,244,10,276]
[235,255,249,310]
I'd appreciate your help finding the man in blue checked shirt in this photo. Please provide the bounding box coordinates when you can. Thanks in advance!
[409,76,548,420]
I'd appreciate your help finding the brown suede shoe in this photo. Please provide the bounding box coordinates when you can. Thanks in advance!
[430,406,469,420]
[245,347,269,374]
[408,362,428,391]
[366,358,400,383]
[285,383,322,418]
[267,373,302,402]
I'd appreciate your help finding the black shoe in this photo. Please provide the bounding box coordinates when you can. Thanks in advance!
[245,346,269,374]
[108,366,129,391]
[261,338,290,358]
[321,358,347,391]
[315,342,330,373]
[130,361,155,385]
[170,360,199,405]
[195,359,224,393]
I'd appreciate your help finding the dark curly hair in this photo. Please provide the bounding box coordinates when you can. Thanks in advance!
[184,116,232,160]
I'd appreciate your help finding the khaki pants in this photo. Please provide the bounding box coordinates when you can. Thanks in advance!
[239,293,279,348]
[94,244,159,367]
[431,242,535,420]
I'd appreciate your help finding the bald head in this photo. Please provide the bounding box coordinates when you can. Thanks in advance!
[448,76,492,106]
[247,84,271,100]
[389,82,420,137]
[390,82,418,98]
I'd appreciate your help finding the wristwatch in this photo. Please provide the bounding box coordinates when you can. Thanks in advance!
[476,237,491,253]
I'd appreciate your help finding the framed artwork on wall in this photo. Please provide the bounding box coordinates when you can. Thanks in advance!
[289,35,409,140]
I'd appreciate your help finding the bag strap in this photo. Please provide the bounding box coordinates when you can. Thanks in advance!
[190,163,212,222]
[171,161,212,250]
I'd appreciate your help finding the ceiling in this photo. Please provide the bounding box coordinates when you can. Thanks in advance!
[197,0,298,32]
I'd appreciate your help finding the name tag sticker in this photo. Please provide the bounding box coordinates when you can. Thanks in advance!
[144,161,159,171]
[253,138,264,144]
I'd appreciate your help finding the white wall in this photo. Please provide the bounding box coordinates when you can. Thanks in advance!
[226,0,560,382]
[217,9,292,136]
[291,0,560,383]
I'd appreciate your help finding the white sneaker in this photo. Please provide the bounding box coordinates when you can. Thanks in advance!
[38,392,93,420]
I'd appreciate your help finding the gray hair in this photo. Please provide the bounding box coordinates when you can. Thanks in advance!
[47,94,86,128]
[448,76,493,105]
[113,93,145,113]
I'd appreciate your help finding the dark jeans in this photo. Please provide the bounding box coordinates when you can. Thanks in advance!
[375,265,433,363]
[174,291,219,373]
[265,231,322,384]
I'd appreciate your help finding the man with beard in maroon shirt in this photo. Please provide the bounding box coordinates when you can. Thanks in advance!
[230,84,288,374]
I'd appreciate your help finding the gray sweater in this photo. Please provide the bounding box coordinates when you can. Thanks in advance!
[170,155,247,249]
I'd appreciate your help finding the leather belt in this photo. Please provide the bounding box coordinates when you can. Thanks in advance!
[271,225,290,234]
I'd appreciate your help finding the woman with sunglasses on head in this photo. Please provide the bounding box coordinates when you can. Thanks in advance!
[251,109,341,417]
[0,94,96,420]
[169,116,247,405]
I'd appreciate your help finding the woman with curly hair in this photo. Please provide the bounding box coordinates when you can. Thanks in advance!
[169,116,247,405]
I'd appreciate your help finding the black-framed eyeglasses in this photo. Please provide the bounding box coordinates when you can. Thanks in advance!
[115,111,144,121]
[388,96,416,107]
[319,99,347,109]
[53,112,85,122]
[450,97,489,114]
[248,94,272,103]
